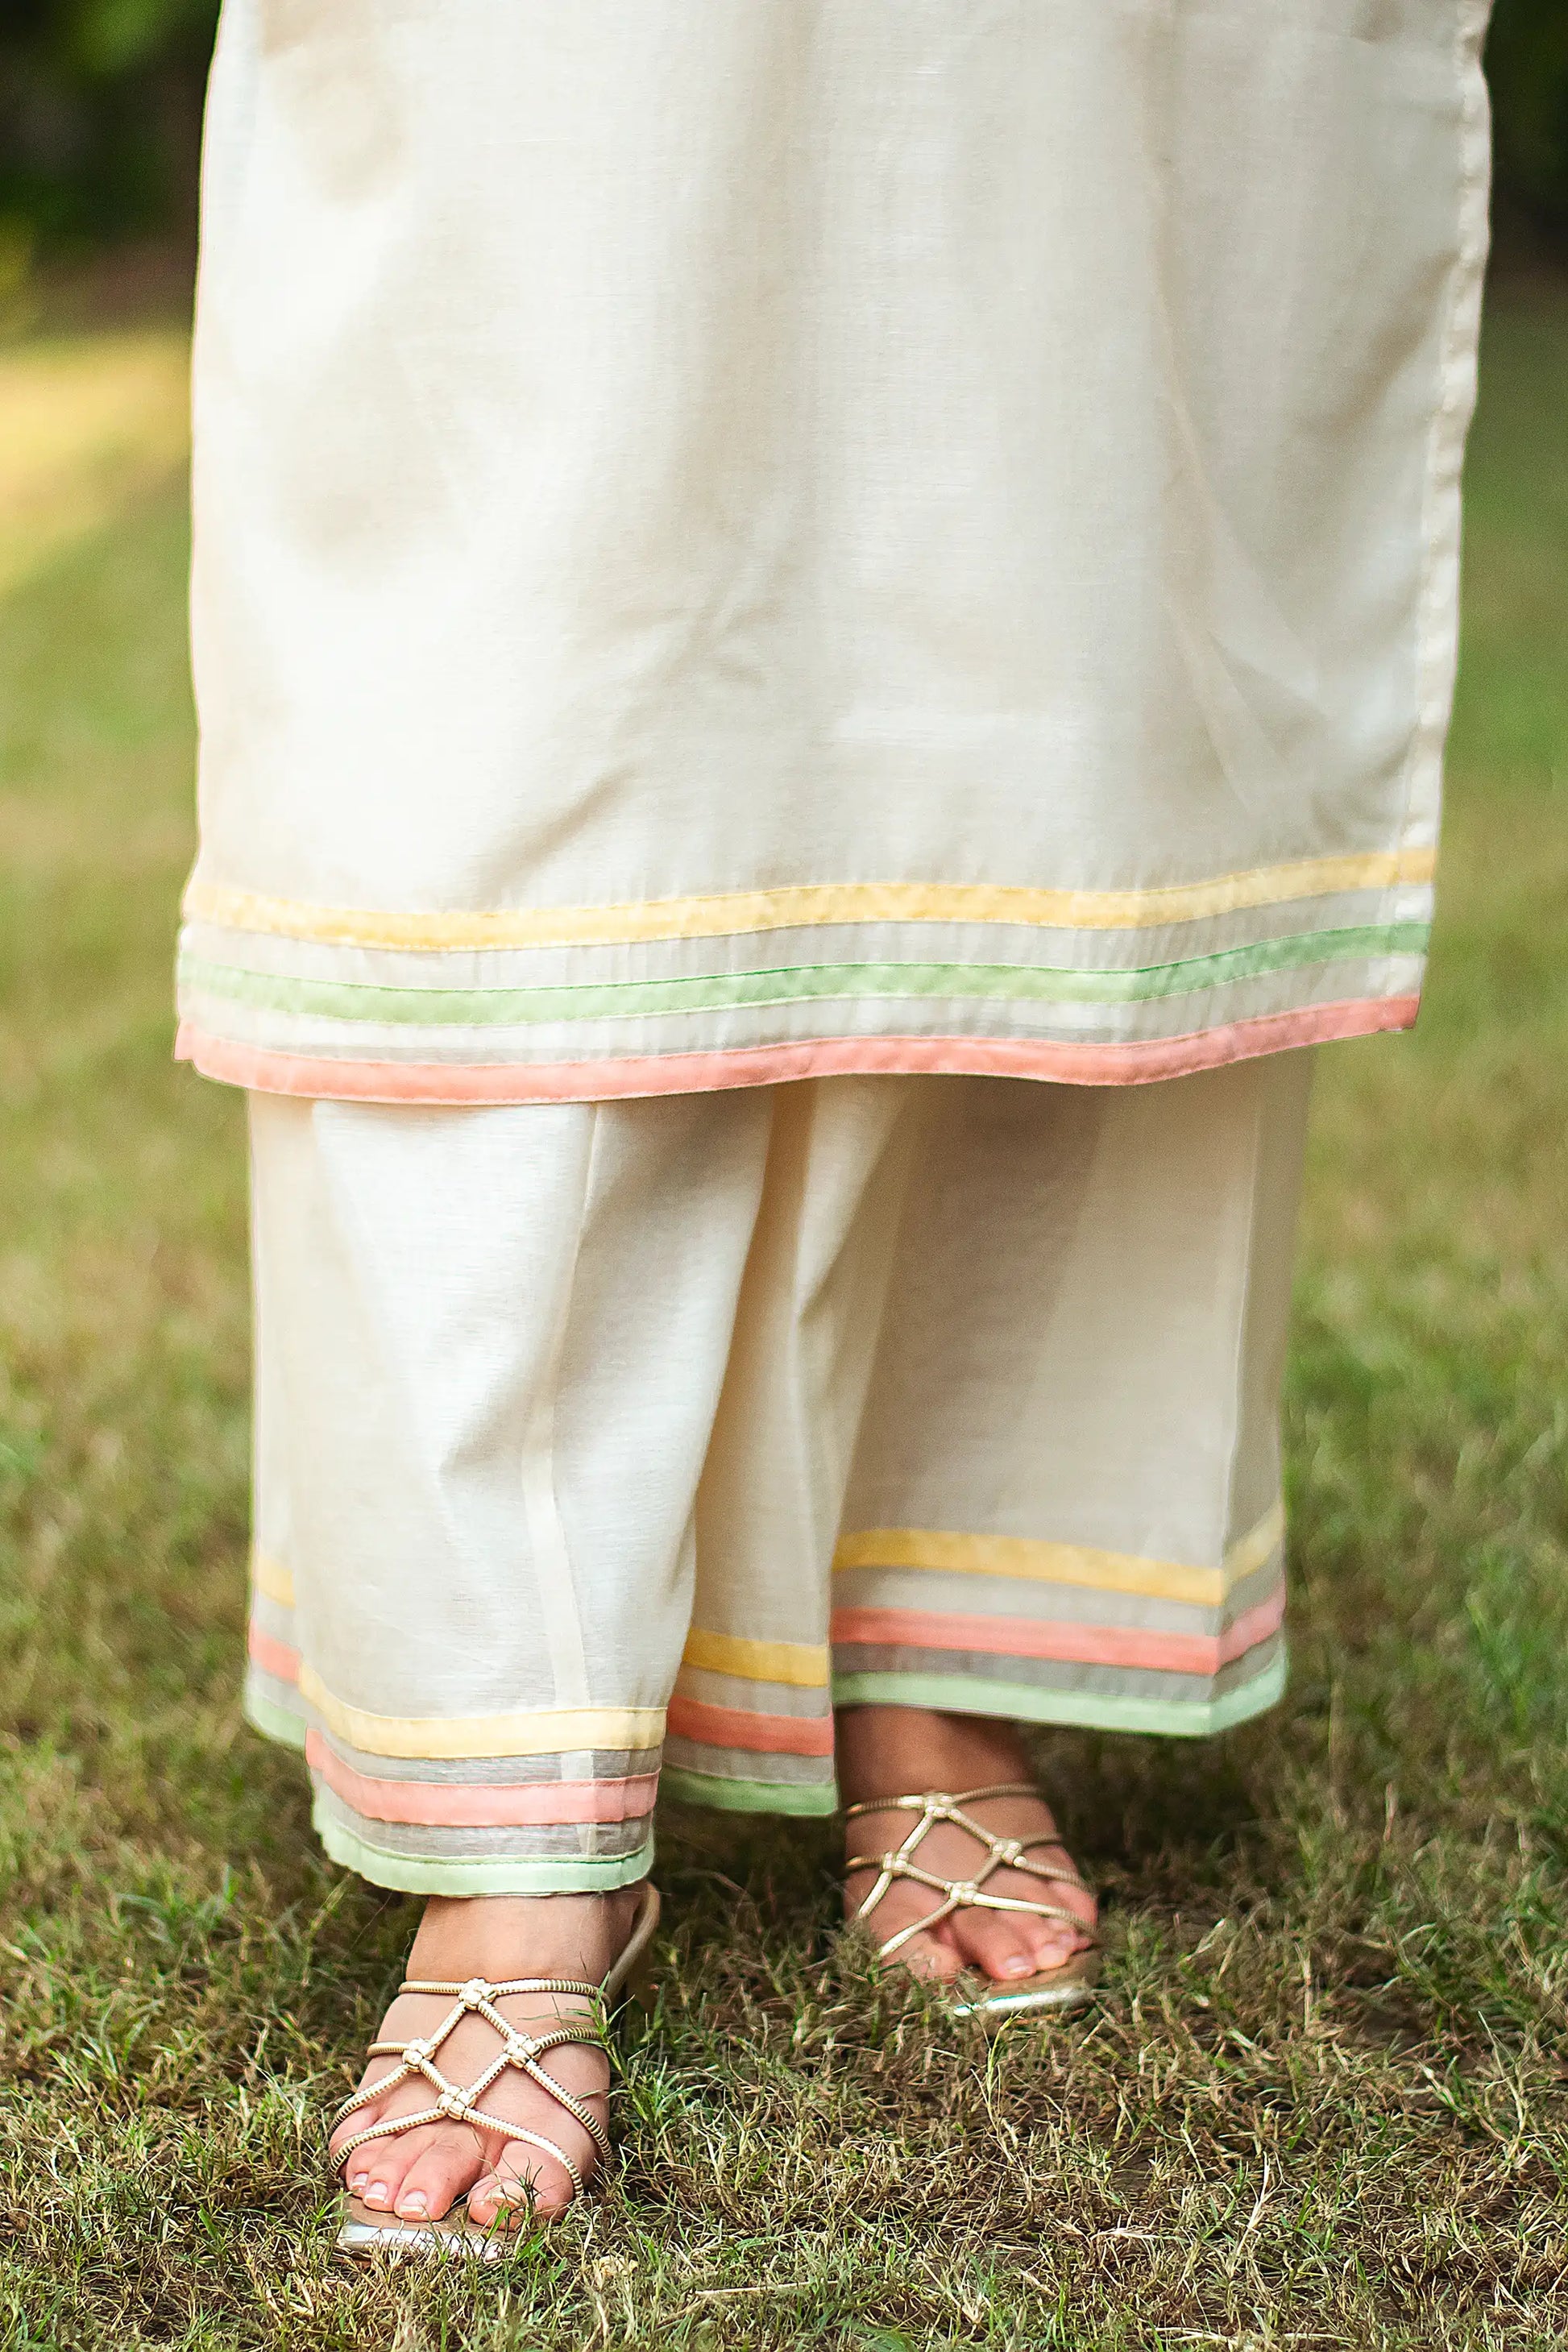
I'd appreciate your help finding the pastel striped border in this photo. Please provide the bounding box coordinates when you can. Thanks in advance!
[313,1810,657,1897]
[183,849,1434,952]
[256,1684,841,1825]
[834,1502,1284,1609]
[832,1651,1288,1740]
[247,1687,661,1892]
[178,993,1418,1103]
[305,1729,658,1829]
[830,1591,1285,1676]
[179,922,1425,1027]
[246,1624,664,1759]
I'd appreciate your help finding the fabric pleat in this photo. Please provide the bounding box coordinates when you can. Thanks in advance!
[247,1055,1310,1893]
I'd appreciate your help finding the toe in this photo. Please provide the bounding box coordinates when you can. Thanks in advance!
[844,1874,964,1983]
[470,2140,579,2225]
[948,1910,1049,1983]
[393,2126,486,2224]
[882,1923,965,1983]
[330,2120,389,2196]
[329,2117,374,2190]
[339,2139,389,2201]
[329,2065,403,2188]
[351,2125,429,2213]
[948,1892,1092,1983]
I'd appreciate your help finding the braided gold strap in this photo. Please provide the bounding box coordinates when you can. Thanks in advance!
[844,1783,1099,1964]
[330,1973,612,2202]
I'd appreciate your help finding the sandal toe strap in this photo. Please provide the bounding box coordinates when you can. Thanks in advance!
[330,1972,614,2187]
[845,1786,1098,1964]
[334,2105,448,2166]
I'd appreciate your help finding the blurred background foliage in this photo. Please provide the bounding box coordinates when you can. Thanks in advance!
[1487,0,1568,241]
[0,0,1566,275]
[0,0,215,274]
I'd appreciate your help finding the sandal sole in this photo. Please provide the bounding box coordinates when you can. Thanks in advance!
[948,1946,1100,2031]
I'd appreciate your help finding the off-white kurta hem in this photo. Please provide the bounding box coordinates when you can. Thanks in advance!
[179,1,1491,1106]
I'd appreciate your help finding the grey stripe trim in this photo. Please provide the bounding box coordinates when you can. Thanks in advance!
[248,1592,296,1645]
[313,1732,663,1786]
[660,1736,836,1789]
[309,1779,649,1863]
[316,1811,656,1897]
[829,1632,1284,1710]
[180,885,1428,990]
[830,1553,1284,1639]
[674,1664,832,1719]
[833,1650,1288,1740]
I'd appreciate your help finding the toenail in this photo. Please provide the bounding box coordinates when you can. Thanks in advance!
[398,2192,428,2218]
[349,2172,369,2191]
[1002,1955,1034,1977]
[363,2183,388,2206]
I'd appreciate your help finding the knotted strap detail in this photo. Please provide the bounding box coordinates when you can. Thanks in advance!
[330,1972,612,2202]
[844,1782,1098,1964]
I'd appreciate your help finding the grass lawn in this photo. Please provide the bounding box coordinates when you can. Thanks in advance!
[1,272,1566,2352]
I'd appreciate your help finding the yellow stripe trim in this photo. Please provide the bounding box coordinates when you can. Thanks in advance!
[295,1665,665,1760]
[185,853,1434,955]
[1224,1501,1288,1587]
[251,1549,294,1608]
[832,1502,1286,1610]
[680,1628,831,1688]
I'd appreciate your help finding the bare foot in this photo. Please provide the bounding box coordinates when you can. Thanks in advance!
[327,1885,645,2229]
[837,1707,1097,1986]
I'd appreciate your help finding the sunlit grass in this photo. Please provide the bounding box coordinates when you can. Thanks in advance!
[0,281,1565,2350]
[0,328,190,597]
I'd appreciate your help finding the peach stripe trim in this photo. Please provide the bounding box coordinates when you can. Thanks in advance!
[304,1729,658,1828]
[665,1694,836,1757]
[835,1501,1284,1609]
[177,996,1418,1104]
[183,852,1434,952]
[245,1626,663,1758]
[829,1591,1288,1678]
[248,1623,301,1684]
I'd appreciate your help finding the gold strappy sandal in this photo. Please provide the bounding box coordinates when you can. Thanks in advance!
[844,1783,1098,2030]
[331,1881,661,2259]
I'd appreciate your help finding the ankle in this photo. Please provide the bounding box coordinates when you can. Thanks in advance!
[406,1885,643,1982]
[836,1705,1031,1807]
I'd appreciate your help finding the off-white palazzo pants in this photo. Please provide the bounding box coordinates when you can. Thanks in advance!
[246,1056,1310,1895]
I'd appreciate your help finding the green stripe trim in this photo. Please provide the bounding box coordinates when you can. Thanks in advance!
[831,1649,1288,1740]
[180,924,1428,1029]
[314,1807,657,1896]
[245,1682,308,1753]
[660,1765,841,1818]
